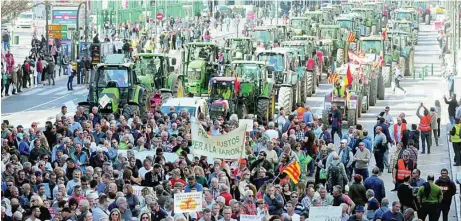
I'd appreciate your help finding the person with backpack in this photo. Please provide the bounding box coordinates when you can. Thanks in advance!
[327,152,348,193]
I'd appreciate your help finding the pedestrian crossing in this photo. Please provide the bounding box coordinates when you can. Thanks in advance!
[20,85,88,96]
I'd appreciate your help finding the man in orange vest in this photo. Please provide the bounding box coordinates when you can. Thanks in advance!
[393,117,407,146]
[392,150,417,190]
[295,103,306,122]
[416,104,432,154]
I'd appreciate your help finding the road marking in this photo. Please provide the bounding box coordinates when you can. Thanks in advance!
[38,86,67,95]
[5,93,73,118]
[21,87,47,95]
[74,89,89,95]
[54,86,86,95]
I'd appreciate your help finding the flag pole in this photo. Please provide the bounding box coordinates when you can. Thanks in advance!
[271,156,297,184]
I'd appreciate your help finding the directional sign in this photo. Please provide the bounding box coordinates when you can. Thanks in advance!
[49,24,68,31]
[48,32,67,39]
[156,12,164,21]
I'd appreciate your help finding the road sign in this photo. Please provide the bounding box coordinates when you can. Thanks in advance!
[49,24,68,31]
[48,32,67,39]
[156,12,164,21]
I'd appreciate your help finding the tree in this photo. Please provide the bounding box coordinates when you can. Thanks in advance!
[1,0,34,23]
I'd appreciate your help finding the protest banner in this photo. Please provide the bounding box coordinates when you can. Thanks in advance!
[173,192,203,213]
[117,150,215,165]
[190,117,246,159]
[309,206,342,221]
[240,214,263,221]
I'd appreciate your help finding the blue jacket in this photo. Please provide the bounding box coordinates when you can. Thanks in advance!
[331,109,342,128]
[362,136,373,152]
[263,193,284,215]
[364,175,386,202]
[184,183,203,193]
[19,140,30,155]
[303,111,313,124]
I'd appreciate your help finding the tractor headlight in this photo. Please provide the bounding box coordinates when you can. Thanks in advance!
[106,104,112,110]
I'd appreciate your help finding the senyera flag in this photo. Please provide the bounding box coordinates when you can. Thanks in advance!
[343,64,354,88]
[283,159,301,184]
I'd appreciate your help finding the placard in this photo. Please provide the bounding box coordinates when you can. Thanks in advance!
[309,206,342,221]
[240,214,263,221]
[173,192,203,213]
[239,119,254,132]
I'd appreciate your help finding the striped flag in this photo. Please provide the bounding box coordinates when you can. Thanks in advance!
[343,64,354,88]
[283,160,301,184]
[346,31,356,43]
[328,73,340,83]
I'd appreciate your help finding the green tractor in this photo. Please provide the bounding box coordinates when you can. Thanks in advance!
[280,40,317,96]
[78,62,149,119]
[387,30,415,77]
[209,61,277,120]
[357,36,390,100]
[304,11,324,26]
[393,20,418,45]
[351,8,379,36]
[335,14,361,39]
[320,6,336,25]
[133,53,183,111]
[223,37,255,62]
[318,25,345,67]
[266,24,290,43]
[182,42,219,96]
[289,17,316,36]
[256,48,308,112]
[251,26,277,50]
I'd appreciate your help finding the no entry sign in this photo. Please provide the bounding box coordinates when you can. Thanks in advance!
[156,12,164,21]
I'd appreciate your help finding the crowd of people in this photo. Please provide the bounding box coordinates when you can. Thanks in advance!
[0,94,460,221]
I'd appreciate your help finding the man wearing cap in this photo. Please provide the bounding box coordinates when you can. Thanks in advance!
[348,206,368,221]
[184,175,203,193]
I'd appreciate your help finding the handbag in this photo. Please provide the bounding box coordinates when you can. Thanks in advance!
[319,168,327,180]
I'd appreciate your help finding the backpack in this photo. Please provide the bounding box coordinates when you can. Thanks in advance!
[329,164,343,186]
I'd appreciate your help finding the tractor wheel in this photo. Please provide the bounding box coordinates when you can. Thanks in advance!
[122,104,134,119]
[160,91,173,104]
[366,27,371,36]
[172,78,184,98]
[336,48,344,66]
[383,65,392,88]
[306,71,313,97]
[369,77,377,106]
[256,98,270,121]
[378,71,385,100]
[361,97,368,113]
[347,109,357,127]
[322,109,330,127]
[399,57,408,76]
[409,50,415,76]
[371,25,377,35]
[311,71,317,94]
[277,87,293,113]
[391,62,397,85]
[300,73,306,99]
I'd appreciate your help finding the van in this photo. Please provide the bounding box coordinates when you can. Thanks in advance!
[160,97,209,119]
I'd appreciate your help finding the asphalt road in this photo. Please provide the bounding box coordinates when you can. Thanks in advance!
[303,24,459,220]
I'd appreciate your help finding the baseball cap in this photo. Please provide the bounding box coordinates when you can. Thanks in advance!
[17,125,23,129]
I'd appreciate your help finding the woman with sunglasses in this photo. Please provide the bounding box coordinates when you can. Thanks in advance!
[108,208,122,221]
[139,212,151,221]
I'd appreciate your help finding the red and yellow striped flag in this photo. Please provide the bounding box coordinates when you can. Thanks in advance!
[283,160,301,184]
[346,31,356,43]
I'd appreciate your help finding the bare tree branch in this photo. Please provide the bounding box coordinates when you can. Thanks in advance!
[1,0,35,23]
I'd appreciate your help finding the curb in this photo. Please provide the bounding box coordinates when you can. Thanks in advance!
[446,124,461,221]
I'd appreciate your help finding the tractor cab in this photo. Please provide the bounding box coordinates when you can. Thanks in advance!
[251,26,276,50]
[266,24,289,42]
[290,17,316,36]
[224,37,254,61]
[304,11,323,26]
[335,14,361,38]
[184,42,219,96]
[209,77,240,119]
[358,37,383,55]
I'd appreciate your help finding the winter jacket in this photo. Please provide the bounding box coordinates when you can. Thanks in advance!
[348,182,367,206]
[36,59,43,73]
[364,175,386,202]
[435,177,457,204]
[263,193,284,215]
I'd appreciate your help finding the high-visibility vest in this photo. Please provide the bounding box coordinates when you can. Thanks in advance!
[296,107,306,121]
[418,115,432,132]
[397,159,413,181]
[451,124,461,143]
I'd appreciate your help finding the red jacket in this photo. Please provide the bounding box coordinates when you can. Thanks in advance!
[220,192,233,206]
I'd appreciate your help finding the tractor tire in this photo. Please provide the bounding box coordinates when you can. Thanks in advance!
[322,109,330,127]
[369,77,377,106]
[311,71,317,94]
[139,93,149,119]
[409,50,415,76]
[336,48,344,66]
[366,27,371,36]
[371,25,377,35]
[378,72,385,100]
[160,91,173,104]
[391,62,397,85]
[361,97,368,113]
[256,98,270,121]
[300,73,307,99]
[277,87,293,113]
[122,104,134,120]
[347,109,357,127]
[383,65,392,88]
[400,57,408,76]
[306,71,313,97]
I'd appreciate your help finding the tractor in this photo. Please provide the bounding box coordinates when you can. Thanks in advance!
[251,26,277,51]
[209,61,276,120]
[356,36,390,100]
[223,37,254,62]
[318,25,345,69]
[78,62,149,120]
[280,40,318,96]
[351,8,379,36]
[322,63,376,127]
[386,30,415,77]
[289,17,316,36]
[393,20,418,45]
[256,48,307,112]
[335,14,361,40]
[133,53,183,112]
[320,6,336,25]
[304,11,324,27]
[182,42,219,96]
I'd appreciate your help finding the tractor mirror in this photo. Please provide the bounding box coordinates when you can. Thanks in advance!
[171,58,177,66]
